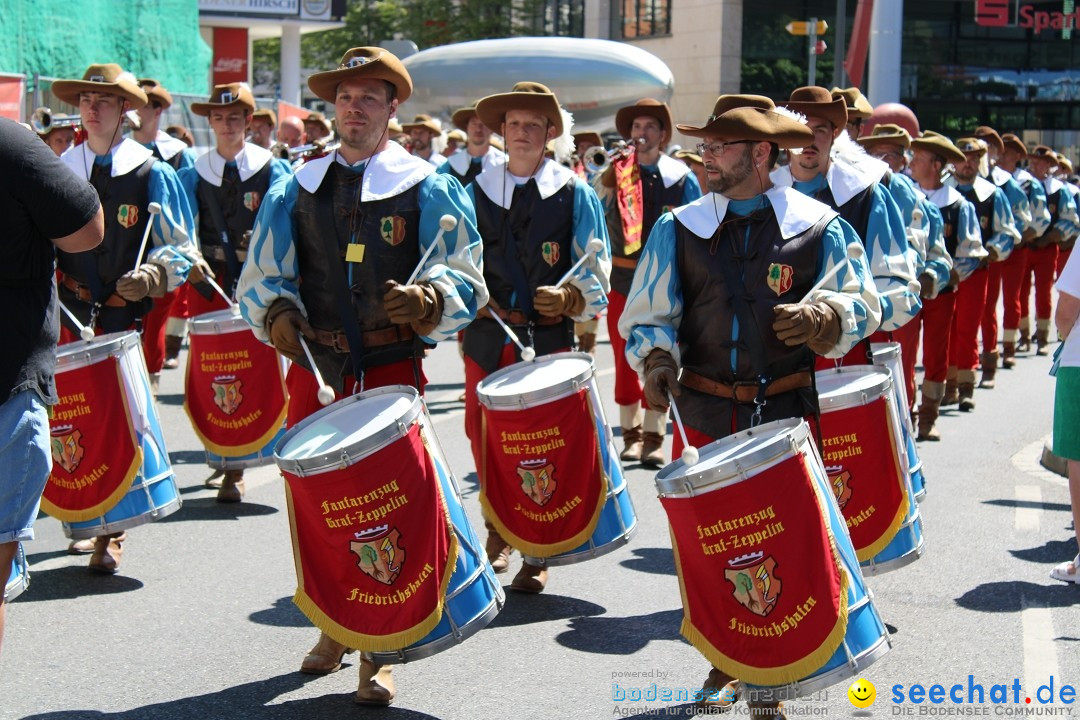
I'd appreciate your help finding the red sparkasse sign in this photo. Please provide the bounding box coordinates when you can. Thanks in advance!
[975,0,1080,34]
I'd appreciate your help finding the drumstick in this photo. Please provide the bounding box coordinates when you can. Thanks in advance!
[668,390,698,466]
[797,243,865,306]
[58,299,95,342]
[159,245,234,307]
[298,335,335,406]
[131,202,163,274]
[555,237,606,289]
[405,214,457,286]
[487,309,536,362]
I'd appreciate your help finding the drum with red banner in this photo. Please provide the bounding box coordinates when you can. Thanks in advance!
[274,385,503,663]
[655,418,890,697]
[42,332,180,539]
[477,352,636,566]
[185,308,288,469]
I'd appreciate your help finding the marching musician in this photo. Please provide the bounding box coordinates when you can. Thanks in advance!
[593,98,701,467]
[403,114,447,166]
[831,86,873,139]
[302,111,333,144]
[50,63,204,571]
[249,108,276,149]
[618,96,879,717]
[436,102,505,187]
[278,116,305,148]
[35,117,75,157]
[462,81,611,594]
[1055,153,1079,278]
[236,47,486,706]
[178,83,292,503]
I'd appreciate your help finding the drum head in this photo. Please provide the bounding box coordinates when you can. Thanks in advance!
[275,385,421,474]
[870,342,900,364]
[189,307,246,334]
[477,352,594,409]
[815,367,891,412]
[655,418,809,496]
[56,331,140,369]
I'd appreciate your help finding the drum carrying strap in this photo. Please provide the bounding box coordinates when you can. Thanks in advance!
[197,179,242,298]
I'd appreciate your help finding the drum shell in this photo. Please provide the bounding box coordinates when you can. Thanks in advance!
[870,342,926,502]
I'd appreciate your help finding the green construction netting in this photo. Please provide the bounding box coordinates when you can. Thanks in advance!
[0,0,211,95]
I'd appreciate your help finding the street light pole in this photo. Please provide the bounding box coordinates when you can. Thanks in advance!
[809,16,818,86]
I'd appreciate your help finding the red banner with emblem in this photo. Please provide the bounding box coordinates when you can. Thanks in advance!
[40,358,142,522]
[284,423,457,651]
[184,328,288,457]
[480,390,607,557]
[818,396,909,561]
[660,453,848,686]
[613,151,645,255]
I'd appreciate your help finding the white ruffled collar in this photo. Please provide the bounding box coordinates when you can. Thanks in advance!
[294,141,434,200]
[946,174,996,203]
[153,131,188,161]
[672,186,836,240]
[195,143,273,186]
[917,183,965,209]
[771,159,880,207]
[62,138,153,180]
[474,157,576,210]
[447,146,506,176]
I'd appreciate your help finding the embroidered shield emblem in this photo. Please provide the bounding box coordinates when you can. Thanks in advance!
[517,458,557,506]
[117,204,139,229]
[380,216,406,246]
[724,552,782,617]
[541,241,561,267]
[211,375,243,416]
[767,263,794,296]
[827,465,853,510]
[243,191,261,212]
[350,525,406,586]
[50,425,85,474]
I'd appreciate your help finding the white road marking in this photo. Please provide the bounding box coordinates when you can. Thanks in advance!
[1015,485,1042,532]
[1021,598,1060,704]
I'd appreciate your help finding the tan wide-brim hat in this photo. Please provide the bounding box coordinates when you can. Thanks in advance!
[451,104,479,131]
[974,126,1004,154]
[401,113,442,134]
[615,98,673,140]
[911,134,966,165]
[139,78,173,109]
[680,107,813,148]
[307,47,412,104]
[1029,145,1059,161]
[476,82,563,136]
[781,86,848,130]
[447,129,466,143]
[673,149,703,164]
[191,83,256,116]
[857,123,911,149]
[955,137,988,156]
[573,131,603,149]
[253,108,277,126]
[1057,154,1074,173]
[831,87,873,120]
[675,94,775,136]
[52,63,147,109]
[388,118,405,136]
[1001,133,1028,156]
[303,111,332,133]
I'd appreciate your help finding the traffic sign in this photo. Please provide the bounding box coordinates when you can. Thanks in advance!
[786,19,829,36]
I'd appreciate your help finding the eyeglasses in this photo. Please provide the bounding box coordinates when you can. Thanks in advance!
[870,150,905,162]
[696,140,750,157]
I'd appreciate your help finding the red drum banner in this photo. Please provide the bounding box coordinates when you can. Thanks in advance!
[184,330,287,457]
[819,398,908,561]
[660,454,848,686]
[41,358,141,522]
[480,390,606,557]
[613,151,645,255]
[283,424,457,651]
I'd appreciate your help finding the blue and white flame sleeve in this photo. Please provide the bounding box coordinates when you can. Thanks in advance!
[954,200,988,281]
[565,180,611,322]
[920,200,953,297]
[987,188,1020,261]
[618,213,682,372]
[1054,186,1080,241]
[863,184,920,332]
[999,176,1032,235]
[145,162,196,290]
[811,217,883,356]
[1024,177,1052,237]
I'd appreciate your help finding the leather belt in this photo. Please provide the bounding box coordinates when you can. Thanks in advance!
[311,325,415,353]
[206,245,248,263]
[59,274,128,308]
[680,369,813,404]
[484,308,563,327]
[611,256,638,269]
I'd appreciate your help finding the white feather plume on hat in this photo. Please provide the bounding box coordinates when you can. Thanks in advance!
[551,108,575,164]
[772,106,807,155]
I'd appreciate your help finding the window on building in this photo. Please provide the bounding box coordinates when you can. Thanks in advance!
[622,0,671,39]
[515,0,585,37]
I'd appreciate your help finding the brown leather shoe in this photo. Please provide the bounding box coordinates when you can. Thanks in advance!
[68,537,96,554]
[510,561,547,593]
[355,657,395,706]
[300,632,354,674]
[699,667,740,709]
[163,335,182,370]
[619,425,644,462]
[204,468,224,489]
[88,532,126,574]
[641,431,666,468]
[216,470,245,503]
[484,520,512,574]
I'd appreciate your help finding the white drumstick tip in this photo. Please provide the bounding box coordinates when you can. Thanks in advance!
[681,446,699,466]
[438,214,457,232]
[586,237,605,255]
[521,346,536,362]
[317,385,335,406]
[79,327,95,342]
[148,202,162,215]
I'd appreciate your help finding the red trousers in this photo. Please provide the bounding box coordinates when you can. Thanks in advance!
[169,283,191,320]
[1059,247,1073,279]
[285,358,425,428]
[185,285,231,318]
[949,268,989,372]
[919,291,956,383]
[605,289,645,407]
[999,246,1028,334]
[870,322,920,414]
[464,343,520,475]
[981,261,1003,353]
[140,291,179,374]
[1024,244,1059,320]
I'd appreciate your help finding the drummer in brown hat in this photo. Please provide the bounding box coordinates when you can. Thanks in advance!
[617,97,879,716]
[831,86,873,139]
[402,113,447,165]
[132,79,196,172]
[235,47,486,706]
[436,102,505,186]
[595,98,701,467]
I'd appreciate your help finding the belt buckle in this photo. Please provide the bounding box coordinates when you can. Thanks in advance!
[731,379,758,403]
[331,333,348,353]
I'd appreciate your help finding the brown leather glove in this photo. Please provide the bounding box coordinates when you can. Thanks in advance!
[987,246,1000,263]
[1021,227,1039,246]
[642,348,679,413]
[948,268,960,289]
[383,280,442,336]
[534,284,585,318]
[116,263,166,301]
[187,254,216,285]
[266,298,314,360]
[772,301,841,356]
[1036,228,1063,249]
[918,272,936,299]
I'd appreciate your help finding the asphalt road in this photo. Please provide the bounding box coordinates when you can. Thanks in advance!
[3,320,1078,720]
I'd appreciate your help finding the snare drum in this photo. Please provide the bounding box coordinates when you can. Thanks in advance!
[871,342,926,502]
[656,418,890,699]
[5,543,28,602]
[476,352,637,566]
[275,386,503,664]
[186,308,289,470]
[816,367,924,574]
[45,332,180,540]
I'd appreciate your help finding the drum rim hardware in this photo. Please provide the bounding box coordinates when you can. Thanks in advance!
[816,366,892,412]
[477,351,595,410]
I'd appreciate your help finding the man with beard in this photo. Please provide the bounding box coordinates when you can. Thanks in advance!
[619,95,879,718]
[437,101,505,186]
[249,108,276,149]
[402,113,447,166]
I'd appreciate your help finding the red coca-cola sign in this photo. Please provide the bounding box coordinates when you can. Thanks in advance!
[213,27,249,85]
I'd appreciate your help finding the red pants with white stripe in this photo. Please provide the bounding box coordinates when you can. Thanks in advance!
[949,268,988,372]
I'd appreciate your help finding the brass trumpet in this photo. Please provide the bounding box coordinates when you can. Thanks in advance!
[270,139,340,161]
[31,106,80,135]
[583,137,645,174]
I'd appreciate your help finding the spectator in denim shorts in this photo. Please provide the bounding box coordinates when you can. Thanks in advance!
[0,118,103,655]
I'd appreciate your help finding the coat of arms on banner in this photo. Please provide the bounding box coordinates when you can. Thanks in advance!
[50,425,85,473]
[542,241,561,267]
[518,458,557,506]
[117,204,139,229]
[211,375,243,415]
[827,465,853,510]
[351,525,406,586]
[380,216,406,246]
[725,552,782,617]
[243,191,261,212]
[767,263,794,296]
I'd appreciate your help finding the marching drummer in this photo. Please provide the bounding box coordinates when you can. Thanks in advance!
[618,95,880,717]
[402,114,448,166]
[236,47,486,706]
[436,101,505,186]
[50,63,207,572]
[178,82,292,503]
[593,98,701,468]
[461,81,611,594]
